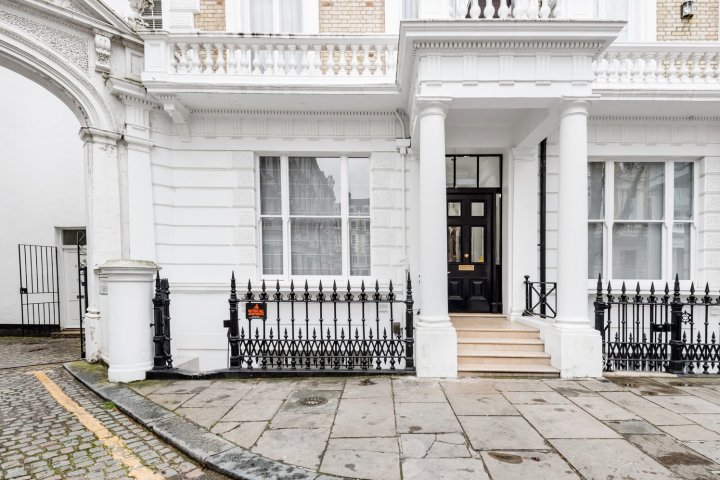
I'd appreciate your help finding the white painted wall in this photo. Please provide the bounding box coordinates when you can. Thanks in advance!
[0,67,85,325]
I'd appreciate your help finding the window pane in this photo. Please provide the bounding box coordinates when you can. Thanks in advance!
[448,226,461,262]
[673,223,691,280]
[588,162,604,220]
[471,226,484,263]
[348,158,369,216]
[278,0,303,33]
[445,157,454,188]
[248,0,274,32]
[674,162,693,220]
[612,223,662,279]
[588,223,603,279]
[62,229,86,246]
[478,156,501,188]
[262,218,283,275]
[455,156,477,187]
[350,218,371,276]
[291,218,341,275]
[614,162,664,220]
[289,157,341,216]
[260,156,281,215]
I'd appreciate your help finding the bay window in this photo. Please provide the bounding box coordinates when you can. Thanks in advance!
[259,156,370,278]
[587,160,695,281]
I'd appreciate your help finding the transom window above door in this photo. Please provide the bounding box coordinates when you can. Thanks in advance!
[259,156,370,278]
[446,155,501,189]
[588,160,695,281]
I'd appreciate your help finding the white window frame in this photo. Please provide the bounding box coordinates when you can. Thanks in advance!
[226,0,319,34]
[587,158,698,284]
[256,154,371,281]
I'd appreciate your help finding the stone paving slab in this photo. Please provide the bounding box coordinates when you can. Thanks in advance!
[63,362,720,480]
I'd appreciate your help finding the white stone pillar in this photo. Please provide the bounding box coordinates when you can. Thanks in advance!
[509,147,539,319]
[415,98,457,378]
[543,99,602,378]
[98,260,157,382]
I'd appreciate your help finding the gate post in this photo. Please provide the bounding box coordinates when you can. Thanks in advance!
[668,275,685,374]
[226,273,241,368]
[404,271,415,371]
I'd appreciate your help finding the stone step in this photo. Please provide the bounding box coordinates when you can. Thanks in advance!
[458,363,560,378]
[458,351,552,366]
[457,338,546,353]
[455,328,540,340]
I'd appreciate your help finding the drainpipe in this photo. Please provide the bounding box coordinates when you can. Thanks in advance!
[539,138,547,316]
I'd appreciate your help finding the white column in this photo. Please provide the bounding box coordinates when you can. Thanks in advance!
[509,147,539,319]
[415,98,457,378]
[98,260,157,382]
[543,99,602,378]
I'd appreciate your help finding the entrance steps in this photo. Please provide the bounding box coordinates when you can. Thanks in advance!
[451,314,559,378]
[51,328,82,338]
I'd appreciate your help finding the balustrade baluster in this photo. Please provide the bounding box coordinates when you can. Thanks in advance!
[704,52,717,82]
[618,53,631,82]
[326,44,335,75]
[312,44,322,75]
[297,44,308,75]
[226,43,237,74]
[514,0,530,19]
[202,43,214,73]
[350,45,359,76]
[655,52,668,82]
[594,55,608,83]
[338,44,348,76]
[691,52,704,82]
[606,52,619,83]
[539,0,551,18]
[679,52,691,82]
[643,52,656,83]
[361,44,370,75]
[264,44,274,75]
[237,44,249,74]
[178,43,189,73]
[190,43,201,73]
[251,44,261,74]
[630,53,643,83]
[550,0,562,18]
[527,0,540,18]
[498,0,510,18]
[276,44,286,75]
[667,52,680,82]
[215,43,225,74]
[170,44,179,73]
[373,44,384,75]
[468,0,480,19]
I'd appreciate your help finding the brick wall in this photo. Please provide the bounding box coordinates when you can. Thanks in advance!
[657,0,719,41]
[194,0,226,31]
[320,0,385,33]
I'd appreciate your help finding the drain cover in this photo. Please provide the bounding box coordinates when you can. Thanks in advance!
[298,396,328,407]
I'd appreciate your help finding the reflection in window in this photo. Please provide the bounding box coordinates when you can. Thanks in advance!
[448,227,461,262]
[614,162,664,221]
[612,223,662,279]
[471,227,484,263]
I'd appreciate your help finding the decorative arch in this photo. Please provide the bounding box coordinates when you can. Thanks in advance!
[0,22,117,133]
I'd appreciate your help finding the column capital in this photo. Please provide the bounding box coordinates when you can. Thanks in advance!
[559,98,591,118]
[79,127,121,145]
[416,97,451,119]
[510,146,538,162]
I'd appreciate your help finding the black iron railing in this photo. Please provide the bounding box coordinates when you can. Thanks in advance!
[151,272,174,370]
[523,275,557,319]
[594,274,720,374]
[224,272,415,372]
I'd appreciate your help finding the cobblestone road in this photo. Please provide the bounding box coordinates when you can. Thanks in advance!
[0,337,229,480]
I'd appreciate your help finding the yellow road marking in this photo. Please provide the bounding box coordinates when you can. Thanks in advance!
[32,371,164,480]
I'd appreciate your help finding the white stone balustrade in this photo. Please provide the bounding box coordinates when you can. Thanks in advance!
[157,35,398,80]
[594,44,720,85]
[450,0,561,19]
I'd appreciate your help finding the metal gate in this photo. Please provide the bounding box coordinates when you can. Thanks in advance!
[76,231,88,358]
[18,244,61,335]
[595,275,720,374]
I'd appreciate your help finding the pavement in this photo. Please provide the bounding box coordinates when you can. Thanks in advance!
[75,365,720,480]
[0,337,228,480]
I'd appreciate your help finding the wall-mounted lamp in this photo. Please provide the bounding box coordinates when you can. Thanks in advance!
[681,1,694,19]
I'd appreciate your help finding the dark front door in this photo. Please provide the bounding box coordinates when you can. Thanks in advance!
[447,193,498,313]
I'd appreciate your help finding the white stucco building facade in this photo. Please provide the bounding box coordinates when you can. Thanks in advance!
[2,0,720,381]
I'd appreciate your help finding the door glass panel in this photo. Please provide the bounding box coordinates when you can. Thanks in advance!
[471,202,484,217]
[448,227,461,262]
[455,156,477,187]
[448,202,461,216]
[471,226,484,263]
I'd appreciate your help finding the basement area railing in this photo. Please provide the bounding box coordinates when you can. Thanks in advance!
[594,275,720,374]
[224,273,415,373]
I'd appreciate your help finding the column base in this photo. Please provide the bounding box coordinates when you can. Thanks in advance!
[543,325,603,378]
[415,323,457,378]
[108,361,153,383]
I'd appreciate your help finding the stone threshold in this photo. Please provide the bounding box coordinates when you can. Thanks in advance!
[64,361,341,480]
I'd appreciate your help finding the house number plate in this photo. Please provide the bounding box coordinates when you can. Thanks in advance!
[458,265,475,272]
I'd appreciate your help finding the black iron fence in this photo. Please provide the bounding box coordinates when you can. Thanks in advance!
[224,273,415,373]
[151,273,173,370]
[594,274,720,374]
[523,275,557,319]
